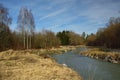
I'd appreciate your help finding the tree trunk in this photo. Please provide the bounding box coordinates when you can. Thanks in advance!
[29,35,31,49]
[24,32,26,49]
[27,33,28,49]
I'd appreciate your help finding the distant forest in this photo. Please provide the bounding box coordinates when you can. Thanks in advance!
[0,4,120,51]
[86,17,120,49]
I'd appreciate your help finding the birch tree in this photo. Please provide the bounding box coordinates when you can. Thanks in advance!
[17,7,35,49]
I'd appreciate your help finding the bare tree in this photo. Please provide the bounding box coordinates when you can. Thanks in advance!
[0,3,12,26]
[0,3,12,51]
[17,7,35,49]
[28,10,35,48]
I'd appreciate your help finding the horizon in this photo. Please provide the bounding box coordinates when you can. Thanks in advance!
[0,0,120,34]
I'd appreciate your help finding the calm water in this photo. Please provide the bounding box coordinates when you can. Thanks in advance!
[51,48,120,80]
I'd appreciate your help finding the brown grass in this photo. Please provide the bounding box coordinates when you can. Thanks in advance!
[0,49,82,80]
[80,48,120,63]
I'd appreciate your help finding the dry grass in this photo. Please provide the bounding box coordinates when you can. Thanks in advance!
[0,49,82,80]
[80,48,120,63]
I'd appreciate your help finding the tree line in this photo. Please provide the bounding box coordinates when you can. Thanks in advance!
[86,17,120,49]
[0,4,84,51]
[57,31,84,45]
[1,3,120,51]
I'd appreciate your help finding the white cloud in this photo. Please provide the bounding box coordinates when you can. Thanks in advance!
[79,0,120,21]
[1,0,120,34]
[40,8,66,20]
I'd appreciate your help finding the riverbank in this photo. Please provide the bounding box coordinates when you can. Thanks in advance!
[80,48,120,64]
[0,47,82,80]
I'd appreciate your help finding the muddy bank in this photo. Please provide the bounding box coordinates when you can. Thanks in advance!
[0,49,82,80]
[80,48,120,64]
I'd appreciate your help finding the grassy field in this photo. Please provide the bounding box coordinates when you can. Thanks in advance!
[0,49,82,80]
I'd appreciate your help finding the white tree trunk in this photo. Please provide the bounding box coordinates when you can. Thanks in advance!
[24,32,25,49]
[29,35,31,49]
[27,33,29,49]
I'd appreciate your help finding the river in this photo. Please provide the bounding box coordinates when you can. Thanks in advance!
[51,47,120,80]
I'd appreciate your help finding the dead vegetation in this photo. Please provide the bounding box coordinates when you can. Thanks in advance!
[80,48,120,64]
[0,49,82,80]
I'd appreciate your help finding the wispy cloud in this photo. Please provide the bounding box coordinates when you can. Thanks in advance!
[40,8,66,20]
[78,0,120,21]
[0,0,120,34]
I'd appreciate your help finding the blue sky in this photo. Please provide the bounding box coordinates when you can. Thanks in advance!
[0,0,120,34]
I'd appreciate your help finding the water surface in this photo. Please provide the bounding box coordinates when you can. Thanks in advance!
[52,48,120,80]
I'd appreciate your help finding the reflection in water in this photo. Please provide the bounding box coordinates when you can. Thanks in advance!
[52,48,120,80]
